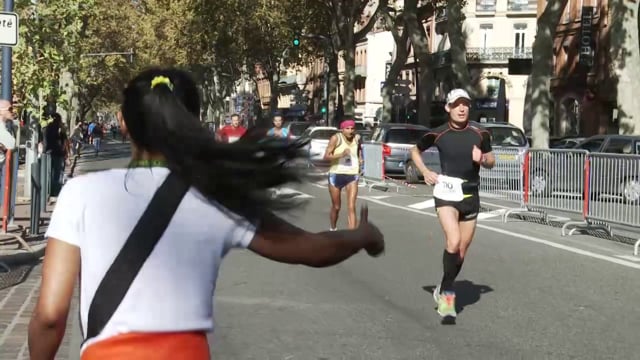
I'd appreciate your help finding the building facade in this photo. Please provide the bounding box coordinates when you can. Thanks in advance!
[408,0,536,130]
[543,0,613,137]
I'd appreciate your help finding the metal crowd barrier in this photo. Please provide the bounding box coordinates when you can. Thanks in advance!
[478,147,527,216]
[361,143,385,188]
[479,148,640,255]
[585,153,640,253]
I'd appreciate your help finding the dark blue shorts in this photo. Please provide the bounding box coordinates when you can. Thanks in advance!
[328,173,359,189]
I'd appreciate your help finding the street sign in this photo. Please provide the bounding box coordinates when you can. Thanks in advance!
[0,12,18,47]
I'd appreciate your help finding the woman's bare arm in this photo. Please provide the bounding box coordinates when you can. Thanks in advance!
[29,239,80,360]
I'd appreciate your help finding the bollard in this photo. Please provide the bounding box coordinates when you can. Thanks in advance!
[2,150,12,232]
[30,160,40,235]
[9,146,18,225]
[39,155,47,211]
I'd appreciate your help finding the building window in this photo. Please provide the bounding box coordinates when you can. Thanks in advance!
[480,24,493,51]
[476,0,496,12]
[514,24,527,56]
[508,0,536,12]
[486,78,501,99]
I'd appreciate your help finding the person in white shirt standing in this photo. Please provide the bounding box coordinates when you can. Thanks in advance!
[28,68,385,360]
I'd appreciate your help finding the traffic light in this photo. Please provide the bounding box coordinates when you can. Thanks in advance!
[320,100,327,114]
[293,33,301,47]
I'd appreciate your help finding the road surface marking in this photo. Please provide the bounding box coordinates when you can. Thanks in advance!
[273,187,314,199]
[408,199,435,210]
[477,208,507,220]
[360,196,640,270]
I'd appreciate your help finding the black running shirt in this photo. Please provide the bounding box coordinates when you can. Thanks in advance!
[416,121,492,183]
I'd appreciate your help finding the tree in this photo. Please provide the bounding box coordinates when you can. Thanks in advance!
[324,0,388,116]
[445,0,471,92]
[524,0,568,149]
[12,0,95,118]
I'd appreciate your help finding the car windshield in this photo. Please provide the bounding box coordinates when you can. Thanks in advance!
[289,123,312,136]
[385,128,429,144]
[487,127,527,147]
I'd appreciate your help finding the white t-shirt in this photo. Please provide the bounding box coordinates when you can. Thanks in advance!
[45,167,256,352]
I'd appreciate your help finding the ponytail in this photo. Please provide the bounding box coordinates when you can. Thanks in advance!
[121,68,310,221]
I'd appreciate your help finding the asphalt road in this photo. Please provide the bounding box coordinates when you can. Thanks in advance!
[63,143,640,360]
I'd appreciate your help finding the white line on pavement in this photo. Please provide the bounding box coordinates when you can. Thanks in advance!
[408,199,435,210]
[360,196,640,270]
[477,208,507,220]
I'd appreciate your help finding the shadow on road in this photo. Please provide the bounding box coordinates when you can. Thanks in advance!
[422,280,494,315]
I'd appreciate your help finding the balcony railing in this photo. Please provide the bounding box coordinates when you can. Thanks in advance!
[476,0,496,12]
[466,47,533,63]
[507,0,537,12]
[430,47,532,67]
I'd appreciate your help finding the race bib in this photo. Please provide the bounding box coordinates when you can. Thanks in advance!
[337,153,358,172]
[433,175,465,202]
[228,136,240,143]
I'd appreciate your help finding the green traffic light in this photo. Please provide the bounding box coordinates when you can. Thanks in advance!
[321,106,327,114]
[293,38,300,46]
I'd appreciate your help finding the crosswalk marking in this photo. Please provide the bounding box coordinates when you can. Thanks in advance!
[408,199,435,210]
[273,187,314,199]
[477,209,507,220]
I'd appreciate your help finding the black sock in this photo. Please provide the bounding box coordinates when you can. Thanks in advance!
[454,258,464,278]
[440,250,460,293]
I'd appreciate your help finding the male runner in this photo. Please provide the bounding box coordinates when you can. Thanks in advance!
[267,114,290,138]
[324,119,361,231]
[410,89,495,319]
[216,114,247,143]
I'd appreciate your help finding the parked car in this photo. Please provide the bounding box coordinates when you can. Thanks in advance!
[550,136,586,149]
[301,126,339,164]
[529,134,640,202]
[286,121,313,140]
[404,122,529,184]
[368,123,430,176]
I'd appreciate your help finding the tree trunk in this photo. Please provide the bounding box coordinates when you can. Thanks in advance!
[381,26,410,124]
[342,44,356,116]
[610,0,640,135]
[446,0,472,92]
[328,53,339,125]
[404,1,435,126]
[525,0,568,149]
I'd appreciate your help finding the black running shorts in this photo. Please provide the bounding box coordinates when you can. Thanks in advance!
[435,193,480,221]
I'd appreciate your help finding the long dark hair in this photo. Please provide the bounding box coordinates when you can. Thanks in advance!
[121,67,309,220]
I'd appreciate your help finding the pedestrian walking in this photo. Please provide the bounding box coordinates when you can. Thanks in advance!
[28,68,385,360]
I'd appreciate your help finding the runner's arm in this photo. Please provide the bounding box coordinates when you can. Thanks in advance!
[248,211,382,267]
[410,133,436,174]
[323,135,343,161]
[29,239,79,360]
[479,131,495,169]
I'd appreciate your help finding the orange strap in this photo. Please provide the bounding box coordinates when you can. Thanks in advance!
[81,332,210,360]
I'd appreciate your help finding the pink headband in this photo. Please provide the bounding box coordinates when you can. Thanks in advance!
[340,120,356,129]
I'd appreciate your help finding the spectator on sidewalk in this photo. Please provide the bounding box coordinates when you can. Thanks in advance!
[29,68,384,360]
[0,100,16,160]
[43,113,66,197]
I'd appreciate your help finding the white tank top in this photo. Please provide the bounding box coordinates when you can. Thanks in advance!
[45,167,256,353]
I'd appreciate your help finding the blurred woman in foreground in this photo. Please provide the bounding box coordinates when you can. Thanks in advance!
[28,68,385,360]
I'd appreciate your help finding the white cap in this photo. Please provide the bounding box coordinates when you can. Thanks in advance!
[446,89,472,104]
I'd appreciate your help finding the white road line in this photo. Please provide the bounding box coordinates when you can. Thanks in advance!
[369,195,391,200]
[408,199,435,210]
[477,208,507,220]
[273,187,314,199]
[615,255,640,262]
[359,196,640,270]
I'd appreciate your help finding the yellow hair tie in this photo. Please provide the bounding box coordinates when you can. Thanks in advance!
[150,76,173,91]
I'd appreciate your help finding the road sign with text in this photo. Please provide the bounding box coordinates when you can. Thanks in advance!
[0,12,18,47]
